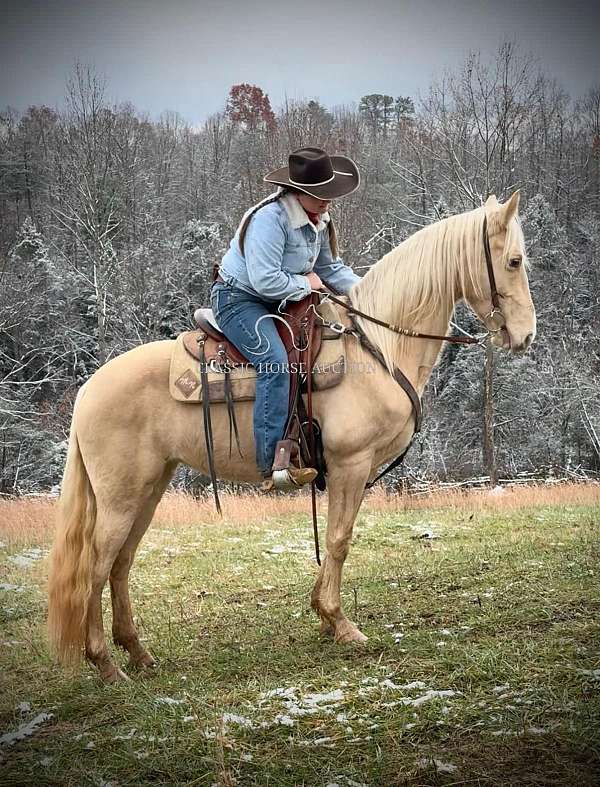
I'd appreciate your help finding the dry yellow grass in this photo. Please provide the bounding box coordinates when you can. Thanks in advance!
[0,481,598,548]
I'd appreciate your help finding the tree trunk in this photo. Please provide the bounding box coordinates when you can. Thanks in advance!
[483,338,497,486]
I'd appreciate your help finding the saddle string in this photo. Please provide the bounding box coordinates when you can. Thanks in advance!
[223,362,244,459]
[198,335,222,515]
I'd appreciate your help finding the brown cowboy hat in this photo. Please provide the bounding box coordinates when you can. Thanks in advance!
[263,147,360,199]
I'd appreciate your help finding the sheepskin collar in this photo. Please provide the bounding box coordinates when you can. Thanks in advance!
[280,191,330,232]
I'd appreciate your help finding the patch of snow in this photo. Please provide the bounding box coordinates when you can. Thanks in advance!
[576,668,600,679]
[16,702,31,713]
[493,684,510,693]
[0,584,26,592]
[379,678,402,690]
[261,686,298,700]
[298,736,334,746]
[302,689,344,707]
[222,713,256,729]
[113,729,137,741]
[403,690,459,707]
[417,757,458,773]
[274,714,295,727]
[8,547,46,568]
[155,696,185,706]
[0,712,54,746]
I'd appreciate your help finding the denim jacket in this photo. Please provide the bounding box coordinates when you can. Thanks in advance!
[218,191,361,302]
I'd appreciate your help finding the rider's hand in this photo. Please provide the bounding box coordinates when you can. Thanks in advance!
[306,272,323,290]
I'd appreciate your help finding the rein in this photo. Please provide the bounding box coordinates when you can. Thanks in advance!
[317,290,480,345]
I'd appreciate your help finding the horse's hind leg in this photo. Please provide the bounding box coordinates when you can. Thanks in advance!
[85,506,138,683]
[110,464,176,670]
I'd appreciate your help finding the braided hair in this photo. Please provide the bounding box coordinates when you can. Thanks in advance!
[238,187,339,259]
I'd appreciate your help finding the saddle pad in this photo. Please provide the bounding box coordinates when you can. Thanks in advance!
[169,333,257,403]
[169,298,348,403]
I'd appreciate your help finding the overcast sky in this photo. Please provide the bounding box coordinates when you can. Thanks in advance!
[1,0,599,123]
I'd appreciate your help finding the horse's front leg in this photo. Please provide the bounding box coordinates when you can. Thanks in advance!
[310,458,371,643]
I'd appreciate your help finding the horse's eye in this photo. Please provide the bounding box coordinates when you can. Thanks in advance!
[508,257,522,269]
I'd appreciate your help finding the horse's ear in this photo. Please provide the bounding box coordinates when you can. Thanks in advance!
[485,194,498,207]
[500,190,520,225]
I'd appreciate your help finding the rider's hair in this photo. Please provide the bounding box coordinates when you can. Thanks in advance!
[238,186,339,259]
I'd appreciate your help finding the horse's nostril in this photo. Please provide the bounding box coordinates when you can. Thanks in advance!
[525,332,534,347]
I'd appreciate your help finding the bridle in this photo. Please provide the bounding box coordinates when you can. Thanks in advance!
[481,215,505,332]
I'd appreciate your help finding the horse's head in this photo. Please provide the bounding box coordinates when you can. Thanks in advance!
[466,192,536,353]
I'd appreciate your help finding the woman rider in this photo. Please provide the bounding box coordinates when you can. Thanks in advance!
[210,147,361,491]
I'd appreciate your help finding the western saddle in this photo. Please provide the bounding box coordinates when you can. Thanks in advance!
[186,292,330,506]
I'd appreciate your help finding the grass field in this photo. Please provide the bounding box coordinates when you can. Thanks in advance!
[1,485,599,786]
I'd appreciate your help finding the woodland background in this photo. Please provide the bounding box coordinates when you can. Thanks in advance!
[1,42,598,494]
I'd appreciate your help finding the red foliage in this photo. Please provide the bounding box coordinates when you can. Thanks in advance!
[226,83,276,131]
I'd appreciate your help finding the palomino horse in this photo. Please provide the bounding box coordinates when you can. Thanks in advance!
[48,193,535,682]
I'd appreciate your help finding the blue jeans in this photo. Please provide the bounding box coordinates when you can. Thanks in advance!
[210,282,290,476]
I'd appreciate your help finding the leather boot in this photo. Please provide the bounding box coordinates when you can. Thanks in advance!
[260,466,317,493]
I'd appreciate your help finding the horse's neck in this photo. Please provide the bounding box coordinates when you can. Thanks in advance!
[353,253,459,395]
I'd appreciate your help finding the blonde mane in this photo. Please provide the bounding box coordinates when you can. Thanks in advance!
[351,205,496,373]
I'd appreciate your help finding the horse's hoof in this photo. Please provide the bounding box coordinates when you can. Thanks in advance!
[335,624,368,644]
[130,652,157,671]
[102,665,131,684]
